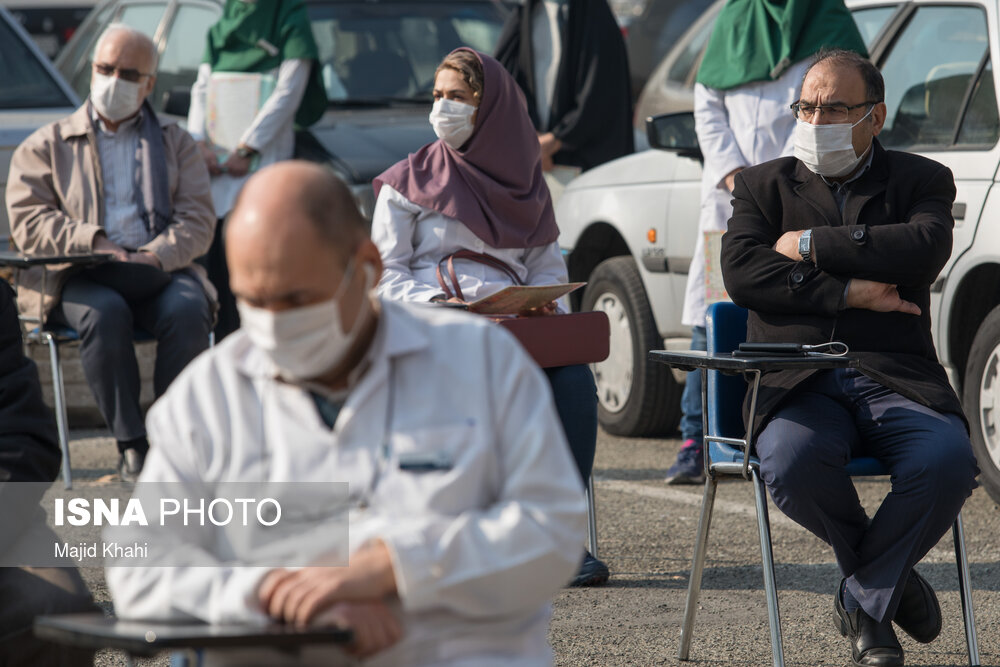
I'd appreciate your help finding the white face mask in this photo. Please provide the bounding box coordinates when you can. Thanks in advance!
[429,98,476,150]
[237,260,375,382]
[793,105,874,178]
[90,72,145,123]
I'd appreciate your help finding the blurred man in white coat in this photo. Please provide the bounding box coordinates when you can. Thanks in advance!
[106,161,586,666]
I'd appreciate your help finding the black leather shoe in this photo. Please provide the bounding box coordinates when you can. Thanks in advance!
[894,568,941,643]
[570,551,609,587]
[118,447,146,484]
[835,579,904,667]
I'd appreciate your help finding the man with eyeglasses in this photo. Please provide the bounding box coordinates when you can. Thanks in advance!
[6,24,216,483]
[721,49,978,667]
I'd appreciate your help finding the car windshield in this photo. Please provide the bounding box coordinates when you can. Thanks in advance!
[0,16,74,109]
[308,1,509,105]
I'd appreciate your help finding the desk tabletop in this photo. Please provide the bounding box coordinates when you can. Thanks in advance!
[34,613,353,657]
[0,250,112,267]
[648,349,860,373]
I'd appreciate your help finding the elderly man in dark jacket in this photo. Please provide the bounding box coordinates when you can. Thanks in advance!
[721,49,978,667]
[0,281,97,666]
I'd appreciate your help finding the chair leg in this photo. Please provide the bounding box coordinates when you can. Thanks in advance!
[952,512,980,666]
[44,333,72,490]
[585,475,598,558]
[751,467,784,667]
[678,475,718,661]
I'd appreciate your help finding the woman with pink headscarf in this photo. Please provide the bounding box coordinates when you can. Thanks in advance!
[371,48,607,588]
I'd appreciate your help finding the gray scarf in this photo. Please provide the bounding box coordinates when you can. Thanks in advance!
[135,100,171,236]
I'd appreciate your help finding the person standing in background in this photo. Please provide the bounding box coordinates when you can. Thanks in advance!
[188,0,327,340]
[494,0,633,177]
[665,0,867,484]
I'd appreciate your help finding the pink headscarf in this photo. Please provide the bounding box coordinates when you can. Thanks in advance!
[373,48,559,249]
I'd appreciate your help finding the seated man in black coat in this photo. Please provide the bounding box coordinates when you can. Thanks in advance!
[0,280,97,666]
[721,49,979,667]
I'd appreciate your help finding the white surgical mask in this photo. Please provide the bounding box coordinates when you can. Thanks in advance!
[237,260,375,381]
[793,106,874,178]
[430,98,476,149]
[90,72,144,123]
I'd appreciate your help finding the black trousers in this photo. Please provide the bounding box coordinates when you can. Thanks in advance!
[201,216,240,341]
[49,269,211,444]
[756,367,979,622]
[0,525,98,666]
[545,364,598,483]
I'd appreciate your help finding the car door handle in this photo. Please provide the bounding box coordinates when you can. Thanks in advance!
[953,202,966,221]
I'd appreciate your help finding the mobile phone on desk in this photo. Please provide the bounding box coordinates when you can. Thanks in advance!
[732,342,808,358]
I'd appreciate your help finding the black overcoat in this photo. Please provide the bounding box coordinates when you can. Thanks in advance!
[494,0,634,170]
[721,139,965,437]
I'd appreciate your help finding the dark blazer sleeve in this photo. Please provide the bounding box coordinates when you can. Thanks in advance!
[722,170,849,316]
[0,280,60,549]
[810,160,955,287]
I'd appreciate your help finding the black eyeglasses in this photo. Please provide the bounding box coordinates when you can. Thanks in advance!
[93,63,152,83]
[790,101,878,122]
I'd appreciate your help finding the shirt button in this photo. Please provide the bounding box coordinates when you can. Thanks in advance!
[791,272,804,284]
[852,229,865,240]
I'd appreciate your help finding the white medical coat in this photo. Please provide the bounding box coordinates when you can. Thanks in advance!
[371,185,569,311]
[682,60,809,327]
[106,299,586,666]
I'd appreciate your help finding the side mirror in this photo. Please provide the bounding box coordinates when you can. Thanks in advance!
[162,87,191,117]
[646,112,701,161]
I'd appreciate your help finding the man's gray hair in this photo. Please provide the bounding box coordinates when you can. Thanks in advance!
[94,23,159,71]
[804,48,884,104]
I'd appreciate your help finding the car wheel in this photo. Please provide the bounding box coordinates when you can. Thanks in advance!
[581,256,681,436]
[963,304,1000,505]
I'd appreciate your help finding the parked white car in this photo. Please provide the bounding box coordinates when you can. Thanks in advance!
[0,5,80,242]
[559,0,1000,505]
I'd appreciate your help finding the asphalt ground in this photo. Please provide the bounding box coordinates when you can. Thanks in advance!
[58,428,1000,667]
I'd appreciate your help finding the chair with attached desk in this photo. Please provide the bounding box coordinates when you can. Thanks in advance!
[650,301,979,667]
[25,323,162,490]
[33,612,352,667]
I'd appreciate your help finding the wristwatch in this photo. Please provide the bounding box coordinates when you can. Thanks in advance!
[798,229,813,263]
[235,145,257,159]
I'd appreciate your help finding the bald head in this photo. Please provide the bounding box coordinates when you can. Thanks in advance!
[94,24,158,73]
[230,161,366,262]
[226,161,381,313]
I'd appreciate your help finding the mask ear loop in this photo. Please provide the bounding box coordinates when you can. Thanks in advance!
[851,104,876,128]
[361,262,377,295]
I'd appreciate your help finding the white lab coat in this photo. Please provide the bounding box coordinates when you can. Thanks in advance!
[681,59,809,326]
[371,185,570,311]
[187,59,311,218]
[106,299,586,666]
